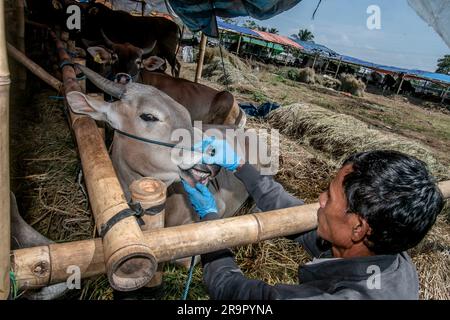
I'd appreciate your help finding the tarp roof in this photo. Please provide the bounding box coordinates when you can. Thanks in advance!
[408,0,450,49]
[292,40,338,57]
[254,30,303,49]
[217,20,260,38]
[167,0,302,37]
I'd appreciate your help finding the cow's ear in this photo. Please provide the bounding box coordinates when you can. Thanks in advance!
[66,92,110,122]
[142,56,166,72]
[52,0,63,10]
[87,46,112,64]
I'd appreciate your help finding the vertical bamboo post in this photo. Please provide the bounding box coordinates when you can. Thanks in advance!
[129,178,166,287]
[0,0,11,300]
[194,33,207,83]
[236,33,242,55]
[396,77,405,95]
[15,0,26,90]
[334,57,342,78]
[441,86,448,104]
[312,54,318,69]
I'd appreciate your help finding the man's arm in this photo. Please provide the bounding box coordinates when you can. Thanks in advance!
[234,163,304,211]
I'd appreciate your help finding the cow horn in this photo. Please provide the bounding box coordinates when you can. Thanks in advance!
[100,29,117,48]
[142,40,157,56]
[76,64,126,99]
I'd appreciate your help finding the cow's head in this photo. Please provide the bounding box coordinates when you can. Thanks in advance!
[86,30,158,82]
[66,65,219,189]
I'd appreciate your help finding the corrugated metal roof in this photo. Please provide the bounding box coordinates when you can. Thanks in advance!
[254,30,303,49]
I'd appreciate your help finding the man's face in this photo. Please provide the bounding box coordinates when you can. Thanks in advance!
[317,164,362,249]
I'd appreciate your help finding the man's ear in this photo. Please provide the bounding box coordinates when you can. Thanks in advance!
[142,56,166,71]
[66,92,111,122]
[87,46,112,64]
[349,214,371,243]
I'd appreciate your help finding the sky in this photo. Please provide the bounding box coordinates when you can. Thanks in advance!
[234,0,449,72]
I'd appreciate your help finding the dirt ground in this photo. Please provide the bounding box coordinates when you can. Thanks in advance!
[9,56,450,299]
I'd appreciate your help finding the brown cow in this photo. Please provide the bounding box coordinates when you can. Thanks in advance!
[86,41,246,127]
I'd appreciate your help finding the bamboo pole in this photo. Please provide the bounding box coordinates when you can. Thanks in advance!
[48,31,157,292]
[396,77,405,95]
[0,0,11,300]
[194,33,207,83]
[334,57,342,78]
[130,178,166,287]
[441,86,448,104]
[7,43,62,91]
[15,0,26,90]
[12,202,319,289]
[236,33,242,55]
[11,177,450,290]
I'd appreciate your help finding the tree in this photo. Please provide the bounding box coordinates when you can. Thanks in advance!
[242,19,259,29]
[268,27,279,34]
[436,54,450,75]
[221,17,237,25]
[291,28,315,41]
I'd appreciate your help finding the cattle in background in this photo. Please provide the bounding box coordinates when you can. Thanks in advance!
[66,66,249,229]
[85,40,246,127]
[382,74,397,92]
[398,79,416,95]
[366,71,383,86]
[83,3,181,77]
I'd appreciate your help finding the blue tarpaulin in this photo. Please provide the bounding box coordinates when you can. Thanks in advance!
[239,102,281,118]
[217,20,260,37]
[168,0,302,37]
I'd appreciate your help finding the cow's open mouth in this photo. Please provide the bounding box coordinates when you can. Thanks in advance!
[180,163,221,186]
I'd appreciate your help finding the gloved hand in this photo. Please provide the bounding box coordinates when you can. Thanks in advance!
[194,136,241,171]
[182,180,218,219]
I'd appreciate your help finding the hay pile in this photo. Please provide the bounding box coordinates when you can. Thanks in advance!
[202,47,258,87]
[316,74,341,90]
[268,103,450,179]
[339,73,366,96]
[11,92,94,243]
[298,67,315,84]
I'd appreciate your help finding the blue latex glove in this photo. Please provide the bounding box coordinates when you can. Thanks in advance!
[182,180,218,219]
[194,136,241,171]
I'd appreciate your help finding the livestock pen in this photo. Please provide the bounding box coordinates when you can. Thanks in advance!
[1,0,450,300]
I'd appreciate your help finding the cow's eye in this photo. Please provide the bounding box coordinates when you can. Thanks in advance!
[140,113,159,122]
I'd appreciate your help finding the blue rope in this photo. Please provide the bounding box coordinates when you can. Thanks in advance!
[181,256,196,300]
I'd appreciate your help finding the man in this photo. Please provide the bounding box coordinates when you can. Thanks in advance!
[182,138,444,299]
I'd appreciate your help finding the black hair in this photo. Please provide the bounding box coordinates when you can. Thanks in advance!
[342,150,444,254]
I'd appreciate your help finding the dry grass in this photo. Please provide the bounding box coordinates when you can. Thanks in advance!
[10,61,450,300]
[11,92,94,243]
[268,103,450,180]
[339,73,366,97]
[202,47,259,88]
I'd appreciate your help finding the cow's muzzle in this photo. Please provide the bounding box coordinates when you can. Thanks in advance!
[180,163,221,187]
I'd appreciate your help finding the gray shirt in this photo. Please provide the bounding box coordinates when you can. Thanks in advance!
[201,164,419,300]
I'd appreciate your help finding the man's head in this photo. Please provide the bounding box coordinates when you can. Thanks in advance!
[317,150,443,256]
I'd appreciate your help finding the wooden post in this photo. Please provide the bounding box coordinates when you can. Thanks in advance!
[10,177,450,290]
[441,86,448,104]
[334,57,342,78]
[194,33,207,83]
[130,178,166,287]
[15,0,26,90]
[50,31,157,292]
[0,0,11,300]
[396,77,405,95]
[7,43,62,90]
[312,54,318,69]
[236,33,242,55]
